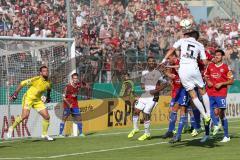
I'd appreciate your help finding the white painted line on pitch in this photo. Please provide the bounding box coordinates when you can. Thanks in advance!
[228,119,240,123]
[0,137,201,160]
[0,119,240,159]
[89,128,168,137]
[1,118,240,145]
[0,140,22,144]
[0,128,168,144]
[229,126,240,129]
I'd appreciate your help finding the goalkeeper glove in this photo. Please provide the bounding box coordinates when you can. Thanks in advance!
[45,93,51,103]
[46,97,51,103]
[9,92,18,101]
[46,89,51,103]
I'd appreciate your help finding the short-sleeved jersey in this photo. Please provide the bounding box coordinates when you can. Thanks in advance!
[63,82,85,108]
[204,62,233,96]
[141,70,167,102]
[173,37,206,66]
[20,76,51,100]
[141,69,166,98]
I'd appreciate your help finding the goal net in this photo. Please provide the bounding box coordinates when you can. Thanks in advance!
[0,37,75,139]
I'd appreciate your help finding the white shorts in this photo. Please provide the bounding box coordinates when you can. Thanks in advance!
[178,64,205,91]
[135,97,157,114]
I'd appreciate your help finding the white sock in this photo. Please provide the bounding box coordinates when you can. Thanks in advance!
[192,98,208,118]
[144,120,150,135]
[202,93,210,116]
[133,115,139,130]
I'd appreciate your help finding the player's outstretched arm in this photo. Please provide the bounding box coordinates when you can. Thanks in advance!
[150,80,168,95]
[9,77,40,101]
[161,47,176,64]
[9,84,23,101]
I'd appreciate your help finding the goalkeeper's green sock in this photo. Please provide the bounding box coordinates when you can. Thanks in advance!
[12,116,22,128]
[42,119,50,136]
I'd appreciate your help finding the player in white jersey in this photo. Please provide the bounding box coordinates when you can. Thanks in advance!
[128,57,167,141]
[161,30,211,134]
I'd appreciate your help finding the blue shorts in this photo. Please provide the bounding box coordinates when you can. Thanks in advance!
[170,87,189,107]
[209,96,227,109]
[63,107,81,117]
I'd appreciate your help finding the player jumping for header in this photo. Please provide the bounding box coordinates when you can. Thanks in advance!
[161,29,211,142]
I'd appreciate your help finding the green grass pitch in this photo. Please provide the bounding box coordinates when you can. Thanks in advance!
[0,119,240,160]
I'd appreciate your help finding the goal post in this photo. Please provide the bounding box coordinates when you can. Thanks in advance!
[0,36,76,139]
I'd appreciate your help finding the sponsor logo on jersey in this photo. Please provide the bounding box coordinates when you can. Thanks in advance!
[212,73,220,78]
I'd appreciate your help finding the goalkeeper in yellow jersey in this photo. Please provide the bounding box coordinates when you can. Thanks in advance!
[7,66,53,141]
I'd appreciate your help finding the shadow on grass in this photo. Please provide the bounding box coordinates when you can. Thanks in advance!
[171,138,220,148]
[85,132,97,136]
[169,133,240,148]
[0,145,12,149]
[31,139,56,142]
[150,135,165,139]
[31,139,46,142]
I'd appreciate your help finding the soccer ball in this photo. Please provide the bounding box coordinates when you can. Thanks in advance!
[41,96,47,103]
[180,19,192,30]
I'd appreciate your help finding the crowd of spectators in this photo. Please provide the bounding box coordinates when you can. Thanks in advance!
[1,0,240,83]
[73,0,194,83]
[0,0,67,37]
[198,17,240,76]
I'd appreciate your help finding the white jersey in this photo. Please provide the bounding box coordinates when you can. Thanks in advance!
[173,37,206,91]
[140,69,166,97]
[173,37,206,66]
[135,69,166,114]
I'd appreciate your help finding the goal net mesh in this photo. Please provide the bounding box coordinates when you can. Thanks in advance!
[0,40,73,104]
[0,39,75,139]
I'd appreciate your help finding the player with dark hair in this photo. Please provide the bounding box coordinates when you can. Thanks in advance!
[162,29,211,142]
[128,57,168,140]
[59,73,88,137]
[7,66,53,141]
[203,49,234,142]
[163,53,199,142]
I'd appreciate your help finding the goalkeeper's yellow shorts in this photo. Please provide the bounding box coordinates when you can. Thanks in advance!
[22,94,46,112]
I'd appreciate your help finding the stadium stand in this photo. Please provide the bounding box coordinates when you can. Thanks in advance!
[0,0,240,92]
